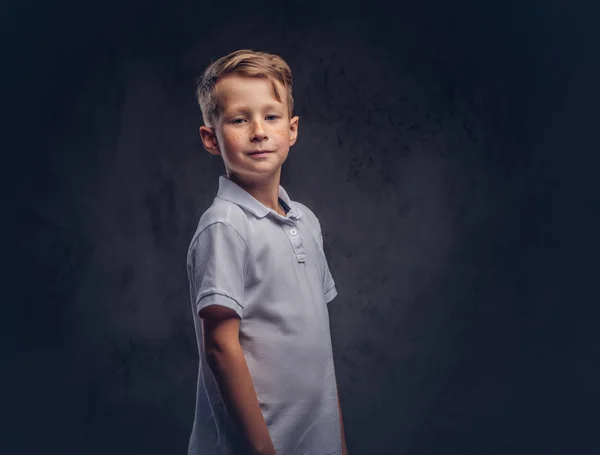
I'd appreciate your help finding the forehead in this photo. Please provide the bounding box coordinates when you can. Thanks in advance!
[215,74,287,111]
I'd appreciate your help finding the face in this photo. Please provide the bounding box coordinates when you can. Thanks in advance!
[199,73,299,185]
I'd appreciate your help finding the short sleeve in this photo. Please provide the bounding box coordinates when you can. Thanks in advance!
[189,222,247,319]
[316,217,338,304]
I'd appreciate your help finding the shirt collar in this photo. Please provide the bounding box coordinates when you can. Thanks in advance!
[216,175,303,220]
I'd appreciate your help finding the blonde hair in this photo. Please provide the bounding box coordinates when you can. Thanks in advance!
[196,49,294,128]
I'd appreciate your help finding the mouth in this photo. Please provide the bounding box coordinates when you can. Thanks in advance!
[247,150,273,157]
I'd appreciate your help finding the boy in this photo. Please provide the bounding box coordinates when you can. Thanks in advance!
[186,49,348,455]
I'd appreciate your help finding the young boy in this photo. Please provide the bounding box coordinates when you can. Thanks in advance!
[186,49,348,455]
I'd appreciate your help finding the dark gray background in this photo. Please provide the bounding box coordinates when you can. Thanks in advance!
[5,0,599,454]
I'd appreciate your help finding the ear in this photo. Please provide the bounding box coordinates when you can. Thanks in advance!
[199,125,221,156]
[289,116,299,147]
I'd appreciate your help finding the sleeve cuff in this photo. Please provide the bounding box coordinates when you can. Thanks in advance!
[196,292,244,319]
[325,286,338,304]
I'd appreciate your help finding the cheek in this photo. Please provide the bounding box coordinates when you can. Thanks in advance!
[273,128,291,143]
[223,131,246,148]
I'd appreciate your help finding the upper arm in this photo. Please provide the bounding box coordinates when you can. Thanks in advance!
[314,213,337,304]
[189,221,248,355]
[190,222,248,320]
[200,305,241,357]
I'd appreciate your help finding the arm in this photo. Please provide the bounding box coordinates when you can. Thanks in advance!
[201,305,276,455]
[336,381,348,455]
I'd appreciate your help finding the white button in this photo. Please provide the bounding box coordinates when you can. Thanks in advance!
[290,228,298,236]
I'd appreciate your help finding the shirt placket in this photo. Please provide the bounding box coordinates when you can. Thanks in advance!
[280,218,306,263]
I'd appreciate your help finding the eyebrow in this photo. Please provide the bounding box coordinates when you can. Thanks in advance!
[262,103,284,110]
[225,103,285,115]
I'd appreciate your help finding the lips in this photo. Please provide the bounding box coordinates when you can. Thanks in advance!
[248,150,272,155]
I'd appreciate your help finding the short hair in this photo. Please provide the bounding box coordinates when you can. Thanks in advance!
[195,49,294,128]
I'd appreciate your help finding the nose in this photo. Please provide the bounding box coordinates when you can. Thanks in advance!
[250,120,268,141]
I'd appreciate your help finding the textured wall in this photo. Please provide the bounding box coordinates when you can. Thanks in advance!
[6,0,599,454]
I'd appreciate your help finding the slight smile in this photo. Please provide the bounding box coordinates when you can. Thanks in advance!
[247,150,273,158]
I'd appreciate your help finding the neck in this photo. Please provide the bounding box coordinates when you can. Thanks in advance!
[228,171,282,213]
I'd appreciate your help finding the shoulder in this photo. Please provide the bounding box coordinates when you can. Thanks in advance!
[188,199,249,251]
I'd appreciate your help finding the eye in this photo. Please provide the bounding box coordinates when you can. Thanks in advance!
[266,115,280,121]
[230,118,245,124]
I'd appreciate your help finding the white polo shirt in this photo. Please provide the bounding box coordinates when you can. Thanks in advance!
[186,175,340,455]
